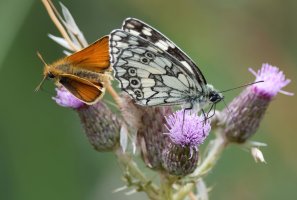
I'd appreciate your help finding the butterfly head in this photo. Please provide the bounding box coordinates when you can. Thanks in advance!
[35,52,58,92]
[43,65,57,79]
[209,90,223,104]
[206,84,224,104]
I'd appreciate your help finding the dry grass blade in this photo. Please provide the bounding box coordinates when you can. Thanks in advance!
[41,0,79,51]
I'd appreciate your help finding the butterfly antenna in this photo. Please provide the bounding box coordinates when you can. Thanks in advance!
[37,51,49,66]
[35,76,47,92]
[35,51,48,92]
[219,80,264,93]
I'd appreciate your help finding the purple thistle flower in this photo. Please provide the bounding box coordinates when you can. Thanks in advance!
[161,109,210,176]
[218,63,293,143]
[249,63,294,99]
[52,86,85,109]
[165,110,211,149]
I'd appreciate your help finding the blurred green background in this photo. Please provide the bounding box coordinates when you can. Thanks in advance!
[0,0,296,199]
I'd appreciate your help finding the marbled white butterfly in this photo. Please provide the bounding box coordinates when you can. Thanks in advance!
[109,18,223,112]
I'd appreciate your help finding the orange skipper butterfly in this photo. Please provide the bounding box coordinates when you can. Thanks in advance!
[36,35,111,104]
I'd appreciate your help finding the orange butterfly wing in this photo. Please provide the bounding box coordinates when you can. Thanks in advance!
[65,36,110,72]
[59,74,104,104]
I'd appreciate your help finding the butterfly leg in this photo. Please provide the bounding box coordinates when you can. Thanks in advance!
[206,103,215,120]
[200,104,216,136]
[182,104,193,133]
[206,103,216,120]
[201,108,210,137]
[201,108,207,124]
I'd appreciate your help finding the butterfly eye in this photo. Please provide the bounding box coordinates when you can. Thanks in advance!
[209,92,222,103]
[128,68,137,76]
[145,52,155,59]
[134,89,143,99]
[47,72,55,79]
[129,78,141,88]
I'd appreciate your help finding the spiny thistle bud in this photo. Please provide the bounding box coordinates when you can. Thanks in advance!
[121,94,171,169]
[138,106,172,170]
[53,86,121,151]
[162,110,211,176]
[77,102,121,151]
[219,63,293,143]
[162,143,199,176]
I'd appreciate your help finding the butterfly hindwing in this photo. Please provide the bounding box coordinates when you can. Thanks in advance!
[113,45,199,107]
[59,74,104,104]
[122,18,207,86]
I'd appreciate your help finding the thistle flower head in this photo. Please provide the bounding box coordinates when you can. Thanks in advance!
[218,63,293,143]
[77,101,121,152]
[165,110,211,149]
[121,94,172,169]
[249,63,294,99]
[52,86,84,109]
[162,143,199,176]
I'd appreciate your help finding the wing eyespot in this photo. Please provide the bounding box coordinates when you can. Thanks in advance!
[128,67,137,76]
[141,57,149,64]
[129,77,141,88]
[134,89,143,99]
[145,52,155,59]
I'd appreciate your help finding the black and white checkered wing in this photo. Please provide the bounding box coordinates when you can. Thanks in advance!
[110,30,201,108]
[122,18,207,88]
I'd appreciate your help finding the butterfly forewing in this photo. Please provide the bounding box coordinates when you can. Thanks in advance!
[65,36,110,72]
[122,18,207,86]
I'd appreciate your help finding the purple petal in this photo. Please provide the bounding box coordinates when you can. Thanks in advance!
[52,87,84,109]
[249,63,293,99]
[165,110,211,148]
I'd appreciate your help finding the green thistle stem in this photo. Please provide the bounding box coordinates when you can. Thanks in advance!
[190,130,228,178]
[115,149,159,200]
[173,183,194,200]
[159,174,178,200]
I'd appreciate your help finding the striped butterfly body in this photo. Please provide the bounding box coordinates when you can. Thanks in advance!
[109,18,223,112]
